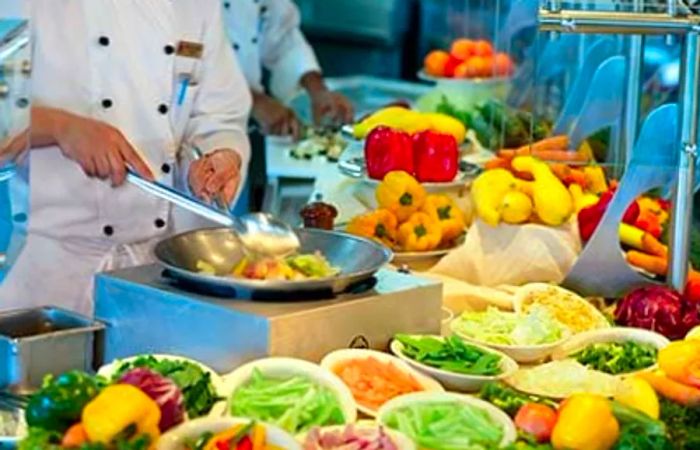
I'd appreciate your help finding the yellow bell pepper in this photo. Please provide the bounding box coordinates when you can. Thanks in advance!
[615,377,660,419]
[346,209,398,247]
[376,171,427,222]
[82,384,160,447]
[420,194,465,243]
[551,394,619,450]
[658,340,700,388]
[397,212,442,251]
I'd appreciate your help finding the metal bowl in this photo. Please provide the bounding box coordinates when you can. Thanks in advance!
[154,228,392,297]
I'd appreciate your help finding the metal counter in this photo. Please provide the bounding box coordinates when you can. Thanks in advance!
[95,265,442,373]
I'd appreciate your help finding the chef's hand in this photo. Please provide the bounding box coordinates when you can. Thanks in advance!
[0,129,29,165]
[38,108,154,186]
[301,71,355,126]
[251,91,302,140]
[188,149,242,206]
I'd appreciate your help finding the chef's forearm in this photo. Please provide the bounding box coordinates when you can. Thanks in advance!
[30,106,67,147]
[300,71,327,97]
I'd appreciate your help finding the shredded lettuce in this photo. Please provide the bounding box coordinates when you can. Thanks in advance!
[452,307,567,346]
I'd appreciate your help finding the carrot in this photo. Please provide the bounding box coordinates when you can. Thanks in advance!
[531,135,569,152]
[62,423,88,448]
[484,157,511,170]
[530,150,589,162]
[642,233,668,258]
[637,371,700,407]
[498,148,524,159]
[626,250,668,276]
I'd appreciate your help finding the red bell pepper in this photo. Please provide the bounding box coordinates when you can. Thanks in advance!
[578,190,640,241]
[364,126,414,180]
[412,130,459,182]
[686,278,700,304]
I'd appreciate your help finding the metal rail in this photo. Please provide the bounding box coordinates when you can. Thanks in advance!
[539,9,700,34]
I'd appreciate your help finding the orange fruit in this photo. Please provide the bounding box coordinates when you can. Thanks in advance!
[473,40,494,57]
[453,61,470,78]
[424,50,451,76]
[465,56,491,78]
[450,38,476,61]
[494,52,514,76]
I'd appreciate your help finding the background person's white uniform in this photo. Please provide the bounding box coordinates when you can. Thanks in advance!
[0,0,252,315]
[223,0,321,102]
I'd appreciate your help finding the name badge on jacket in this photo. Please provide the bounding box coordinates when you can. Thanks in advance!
[176,41,204,59]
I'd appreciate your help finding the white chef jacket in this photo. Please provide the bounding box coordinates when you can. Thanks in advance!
[222,0,321,101]
[0,0,252,315]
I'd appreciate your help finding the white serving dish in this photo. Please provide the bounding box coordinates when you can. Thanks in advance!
[97,353,225,417]
[514,283,611,333]
[390,336,518,392]
[219,357,357,427]
[450,318,570,364]
[551,327,670,376]
[377,392,517,448]
[320,349,444,417]
[298,422,416,450]
[156,417,300,450]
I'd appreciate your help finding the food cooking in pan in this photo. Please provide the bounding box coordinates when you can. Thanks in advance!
[197,252,340,281]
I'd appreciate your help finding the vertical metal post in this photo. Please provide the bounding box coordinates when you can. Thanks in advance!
[669,31,699,291]
[619,1,644,174]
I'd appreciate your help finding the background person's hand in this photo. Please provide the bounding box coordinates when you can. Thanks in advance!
[51,109,153,186]
[188,149,242,206]
[251,92,302,140]
[310,89,354,126]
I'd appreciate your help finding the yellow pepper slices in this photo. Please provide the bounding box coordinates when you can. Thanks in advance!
[82,384,160,448]
[397,212,442,252]
[420,194,465,243]
[203,424,282,450]
[551,394,619,450]
[346,209,398,247]
[376,171,427,222]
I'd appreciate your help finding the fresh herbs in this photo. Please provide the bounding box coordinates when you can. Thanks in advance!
[112,356,219,418]
[659,398,700,450]
[572,341,658,375]
[394,334,502,376]
[478,382,558,417]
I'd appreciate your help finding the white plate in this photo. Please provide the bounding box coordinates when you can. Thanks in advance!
[377,392,517,448]
[219,357,357,430]
[156,417,300,450]
[298,422,416,450]
[551,327,670,376]
[390,336,518,392]
[514,283,611,333]
[320,349,444,417]
[97,353,225,417]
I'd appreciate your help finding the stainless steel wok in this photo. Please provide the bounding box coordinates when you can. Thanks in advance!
[154,228,393,297]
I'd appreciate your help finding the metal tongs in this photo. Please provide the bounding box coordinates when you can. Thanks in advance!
[125,170,300,258]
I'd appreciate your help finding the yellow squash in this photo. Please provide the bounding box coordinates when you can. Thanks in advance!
[512,156,574,226]
[471,168,518,226]
[499,190,533,224]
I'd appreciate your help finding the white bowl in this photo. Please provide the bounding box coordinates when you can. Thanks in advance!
[219,357,357,429]
[390,336,519,392]
[298,422,416,450]
[320,349,444,417]
[450,318,570,364]
[156,417,300,450]
[97,353,225,417]
[377,392,516,448]
[514,283,611,333]
[551,327,670,376]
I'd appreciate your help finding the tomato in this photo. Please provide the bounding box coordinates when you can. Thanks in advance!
[423,50,450,77]
[464,56,491,78]
[215,440,230,450]
[236,437,253,450]
[453,61,470,78]
[443,55,463,77]
[514,403,558,443]
[450,38,476,60]
[473,39,494,57]
[493,52,514,76]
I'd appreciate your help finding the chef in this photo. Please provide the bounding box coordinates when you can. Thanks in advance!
[0,0,252,315]
[222,0,354,138]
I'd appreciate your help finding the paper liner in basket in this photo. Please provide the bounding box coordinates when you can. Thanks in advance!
[430,219,581,287]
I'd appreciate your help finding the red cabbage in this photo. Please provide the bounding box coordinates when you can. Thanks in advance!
[119,367,185,431]
[615,286,700,340]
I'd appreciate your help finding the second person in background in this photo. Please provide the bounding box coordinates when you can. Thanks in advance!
[223,0,354,139]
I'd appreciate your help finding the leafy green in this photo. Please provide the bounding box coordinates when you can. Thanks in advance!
[610,401,672,450]
[503,434,554,450]
[286,253,339,278]
[394,334,502,375]
[112,356,219,418]
[572,341,658,375]
[452,307,567,346]
[230,369,344,434]
[19,427,151,450]
[478,382,558,417]
[659,398,700,450]
[383,401,504,450]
